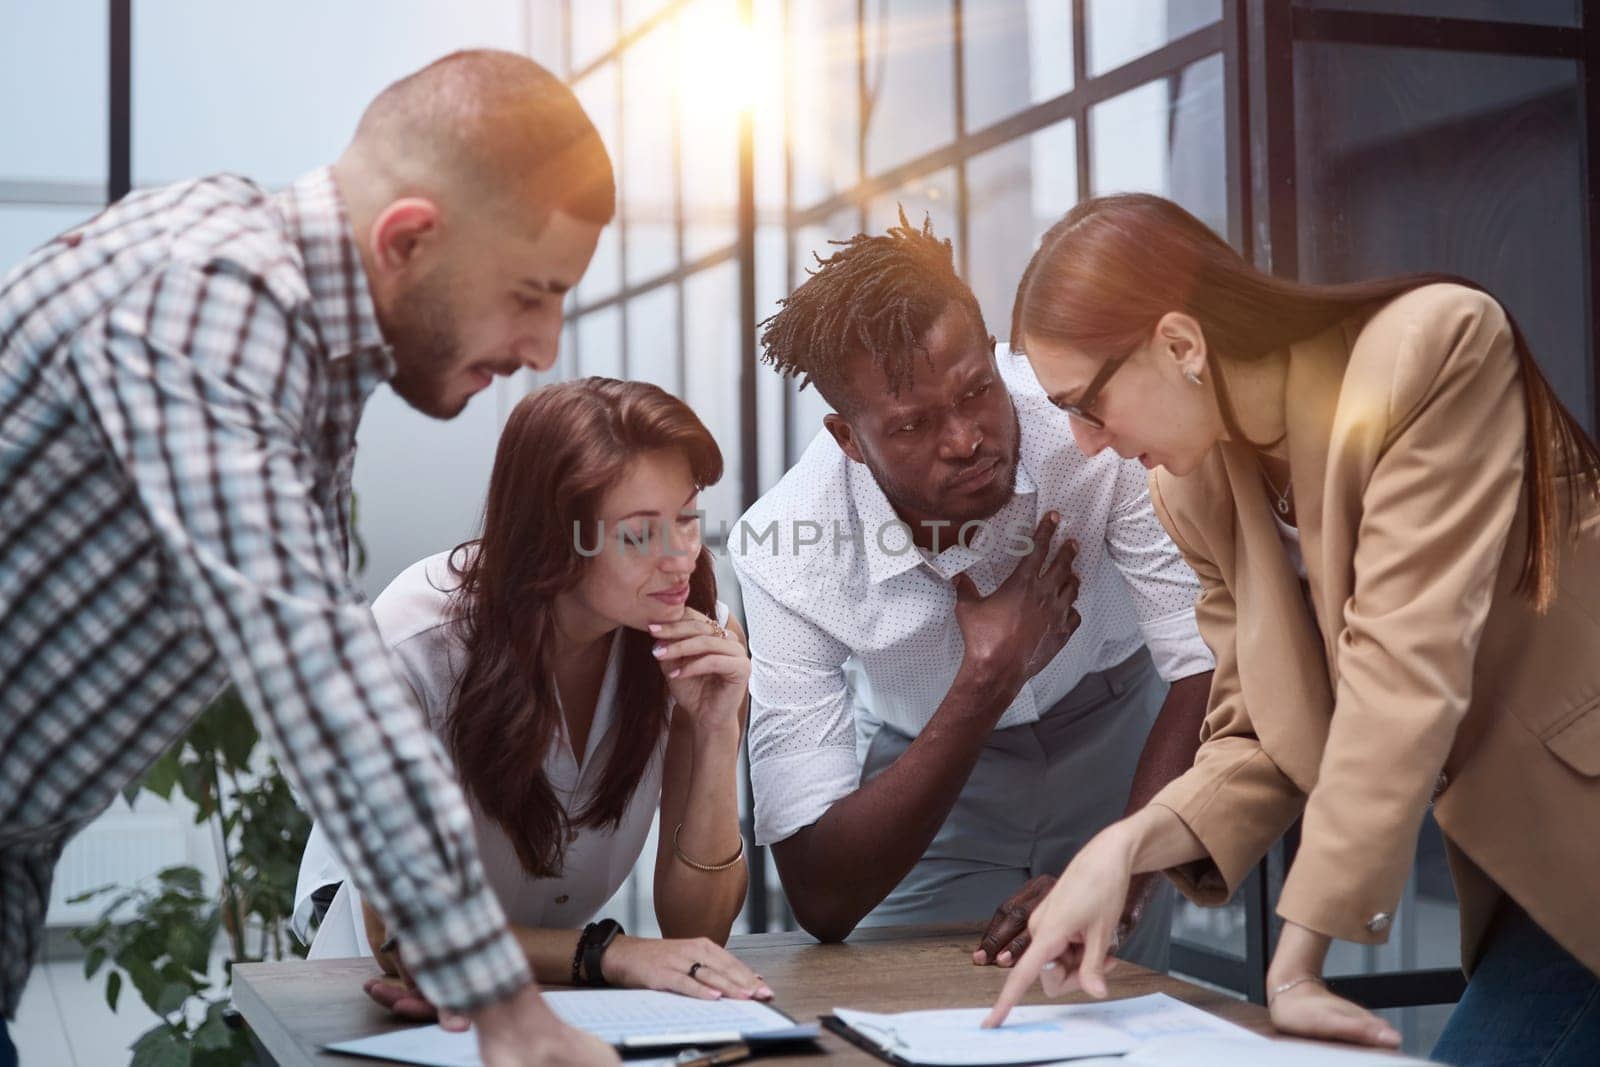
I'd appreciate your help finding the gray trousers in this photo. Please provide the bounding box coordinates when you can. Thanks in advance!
[856,647,1175,972]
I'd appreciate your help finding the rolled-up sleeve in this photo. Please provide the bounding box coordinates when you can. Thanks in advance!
[1105,458,1214,682]
[76,262,529,1012]
[734,576,861,846]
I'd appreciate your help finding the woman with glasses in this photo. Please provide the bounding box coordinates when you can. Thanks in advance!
[985,193,1600,1065]
[294,378,770,1018]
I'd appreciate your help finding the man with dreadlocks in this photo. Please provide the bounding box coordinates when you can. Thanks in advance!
[727,214,1215,972]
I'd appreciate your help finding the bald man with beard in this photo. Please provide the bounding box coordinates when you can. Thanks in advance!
[0,51,615,1067]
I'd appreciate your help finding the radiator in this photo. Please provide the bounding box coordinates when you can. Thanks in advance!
[46,807,197,926]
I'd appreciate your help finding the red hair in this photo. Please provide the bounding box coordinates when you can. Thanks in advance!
[1012,193,1600,610]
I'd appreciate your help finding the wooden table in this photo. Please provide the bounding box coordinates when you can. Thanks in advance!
[233,923,1288,1066]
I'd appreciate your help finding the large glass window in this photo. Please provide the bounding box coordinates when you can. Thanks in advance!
[573,65,624,304]
[1298,0,1579,25]
[789,0,860,207]
[962,1,1074,134]
[577,305,625,380]
[0,206,97,272]
[131,0,523,188]
[679,0,743,260]
[1090,52,1226,234]
[627,283,682,394]
[1295,42,1588,428]
[862,0,957,176]
[966,120,1077,337]
[866,166,960,244]
[684,262,743,529]
[1085,0,1221,76]
[622,23,679,285]
[0,0,107,184]
[571,2,618,71]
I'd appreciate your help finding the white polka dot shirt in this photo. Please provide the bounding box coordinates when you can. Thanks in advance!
[728,349,1213,846]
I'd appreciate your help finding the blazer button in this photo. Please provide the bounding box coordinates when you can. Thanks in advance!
[1366,912,1393,933]
[555,894,570,905]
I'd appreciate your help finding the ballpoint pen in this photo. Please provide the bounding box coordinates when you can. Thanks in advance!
[674,1042,752,1067]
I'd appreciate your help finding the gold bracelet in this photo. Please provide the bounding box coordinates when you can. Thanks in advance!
[672,822,745,872]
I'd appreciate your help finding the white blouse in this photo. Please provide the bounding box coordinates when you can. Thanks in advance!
[291,549,727,957]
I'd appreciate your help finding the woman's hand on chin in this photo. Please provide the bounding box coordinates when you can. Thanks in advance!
[649,609,749,736]
[601,934,772,1000]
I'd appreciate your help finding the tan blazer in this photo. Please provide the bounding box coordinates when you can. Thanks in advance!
[1147,283,1600,976]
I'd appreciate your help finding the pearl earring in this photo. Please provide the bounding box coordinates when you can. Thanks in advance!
[1184,370,1203,386]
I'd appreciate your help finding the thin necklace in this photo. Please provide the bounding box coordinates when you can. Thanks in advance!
[1260,463,1293,516]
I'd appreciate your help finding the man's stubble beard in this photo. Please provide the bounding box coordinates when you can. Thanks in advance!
[875,404,1023,530]
[386,273,467,420]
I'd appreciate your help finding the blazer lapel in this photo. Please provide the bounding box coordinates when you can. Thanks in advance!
[1285,326,1349,679]
[1221,425,1335,791]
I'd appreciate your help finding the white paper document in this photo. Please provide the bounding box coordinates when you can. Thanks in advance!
[540,988,809,1045]
[325,989,810,1066]
[831,993,1264,1065]
[1068,1035,1433,1066]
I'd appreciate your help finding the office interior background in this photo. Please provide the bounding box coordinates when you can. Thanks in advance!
[3,0,1596,1061]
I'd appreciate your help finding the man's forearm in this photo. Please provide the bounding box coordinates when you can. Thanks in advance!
[772,664,1016,942]
[1122,671,1211,816]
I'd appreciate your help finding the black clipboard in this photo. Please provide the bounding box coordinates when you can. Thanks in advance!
[614,1003,823,1056]
[821,1014,920,1067]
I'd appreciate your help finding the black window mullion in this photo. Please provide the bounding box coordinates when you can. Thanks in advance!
[1292,6,1581,58]
[1223,0,1252,256]
[615,0,629,378]
[857,0,870,232]
[1582,0,1600,434]
[1072,0,1090,202]
[671,11,687,395]
[110,0,131,203]
[953,0,970,280]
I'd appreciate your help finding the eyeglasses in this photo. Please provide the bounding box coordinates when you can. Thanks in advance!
[1046,354,1128,430]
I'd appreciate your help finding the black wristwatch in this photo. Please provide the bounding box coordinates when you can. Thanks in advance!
[574,918,624,987]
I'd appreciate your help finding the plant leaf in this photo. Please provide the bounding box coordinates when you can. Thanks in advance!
[84,946,107,979]
[139,748,183,802]
[155,980,192,1016]
[130,1022,194,1067]
[191,1002,233,1052]
[211,691,259,771]
[106,969,123,1012]
[157,866,204,895]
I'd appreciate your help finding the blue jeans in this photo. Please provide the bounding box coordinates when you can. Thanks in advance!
[0,1015,15,1067]
[1432,900,1600,1066]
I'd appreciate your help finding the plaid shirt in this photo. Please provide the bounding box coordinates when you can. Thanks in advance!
[0,168,530,1016]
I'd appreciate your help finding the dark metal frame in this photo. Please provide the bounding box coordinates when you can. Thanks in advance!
[17,0,1573,1014]
[1207,1,1593,1013]
[545,1,1600,986]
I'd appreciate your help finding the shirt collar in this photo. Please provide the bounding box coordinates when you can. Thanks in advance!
[275,167,389,365]
[847,444,1040,586]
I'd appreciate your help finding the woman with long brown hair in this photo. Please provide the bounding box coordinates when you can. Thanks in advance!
[295,378,768,1014]
[984,194,1600,1063]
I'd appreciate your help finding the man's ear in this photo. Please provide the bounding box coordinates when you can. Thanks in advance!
[368,197,444,277]
[824,412,866,465]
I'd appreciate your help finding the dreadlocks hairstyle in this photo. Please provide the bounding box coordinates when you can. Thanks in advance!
[759,208,988,412]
